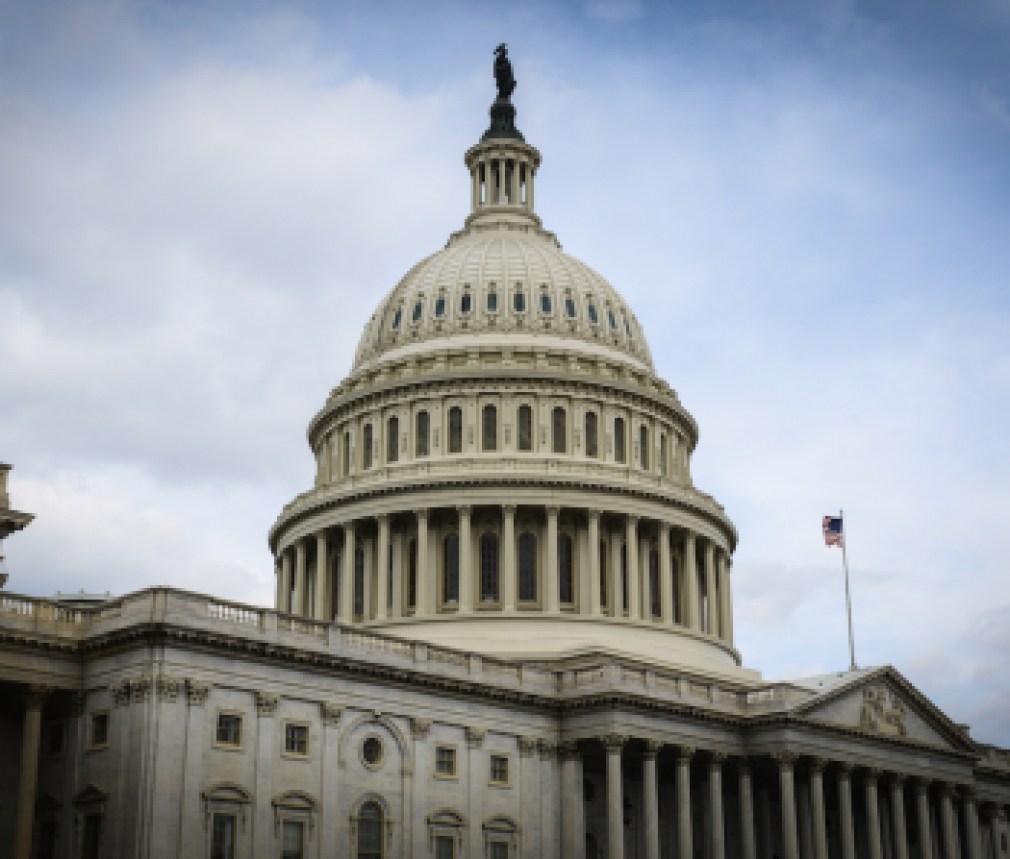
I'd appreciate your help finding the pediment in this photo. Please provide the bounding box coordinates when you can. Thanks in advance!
[792,667,974,752]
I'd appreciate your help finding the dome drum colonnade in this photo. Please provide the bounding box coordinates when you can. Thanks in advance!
[269,83,742,672]
[554,735,992,859]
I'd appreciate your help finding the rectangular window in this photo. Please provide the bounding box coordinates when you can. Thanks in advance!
[435,835,455,859]
[216,713,242,747]
[281,821,304,859]
[363,424,373,469]
[552,407,566,454]
[614,417,626,463]
[387,416,399,463]
[482,404,497,451]
[443,534,460,604]
[517,405,533,452]
[449,407,463,453]
[90,713,109,747]
[416,410,430,457]
[343,432,350,476]
[435,745,457,777]
[640,425,649,470]
[585,411,598,458]
[490,754,509,785]
[660,432,668,476]
[211,814,236,859]
[490,844,509,859]
[81,815,102,859]
[284,723,309,756]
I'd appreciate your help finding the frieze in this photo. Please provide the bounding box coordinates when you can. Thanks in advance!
[256,691,279,717]
[185,679,210,707]
[131,675,152,703]
[157,676,181,702]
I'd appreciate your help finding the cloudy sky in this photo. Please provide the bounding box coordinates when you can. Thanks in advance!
[2,1,1009,743]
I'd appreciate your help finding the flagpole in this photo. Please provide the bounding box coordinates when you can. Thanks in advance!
[840,508,857,671]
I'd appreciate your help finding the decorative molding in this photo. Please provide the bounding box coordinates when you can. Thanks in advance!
[675,745,695,763]
[321,702,343,726]
[771,751,799,768]
[518,737,538,757]
[536,738,557,756]
[157,676,181,702]
[465,726,486,749]
[602,733,627,751]
[410,718,432,740]
[558,740,580,760]
[255,691,279,717]
[131,675,152,703]
[185,679,210,707]
[708,750,727,766]
[808,757,827,774]
[642,739,662,758]
[112,680,132,707]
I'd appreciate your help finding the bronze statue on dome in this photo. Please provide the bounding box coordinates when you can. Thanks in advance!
[494,44,516,101]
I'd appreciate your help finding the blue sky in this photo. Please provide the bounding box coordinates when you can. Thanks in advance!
[2,0,1010,743]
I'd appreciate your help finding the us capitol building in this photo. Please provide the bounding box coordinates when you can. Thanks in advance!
[2,50,1009,859]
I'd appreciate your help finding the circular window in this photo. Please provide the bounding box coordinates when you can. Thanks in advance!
[362,736,383,768]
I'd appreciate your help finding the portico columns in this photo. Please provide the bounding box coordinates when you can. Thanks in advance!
[717,551,732,644]
[314,532,329,621]
[604,734,627,859]
[294,539,307,616]
[643,741,661,859]
[891,774,909,859]
[866,769,884,859]
[280,551,292,613]
[588,511,602,616]
[810,759,829,859]
[339,524,355,624]
[708,752,726,859]
[626,516,640,620]
[704,541,717,635]
[502,505,517,611]
[609,530,622,615]
[659,523,673,626]
[916,779,934,859]
[560,742,585,859]
[940,783,959,859]
[738,761,757,859]
[546,506,560,613]
[13,685,49,859]
[838,763,856,859]
[684,533,700,630]
[416,509,430,616]
[676,746,694,859]
[458,506,473,613]
[375,517,389,621]
[964,788,983,859]
[775,752,800,859]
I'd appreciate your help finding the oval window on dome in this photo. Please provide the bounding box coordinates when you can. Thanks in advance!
[487,291,498,312]
[587,303,598,325]
[412,301,423,324]
[540,293,551,314]
[514,291,525,313]
[391,308,402,330]
[565,298,576,318]
[435,297,446,318]
[461,292,472,314]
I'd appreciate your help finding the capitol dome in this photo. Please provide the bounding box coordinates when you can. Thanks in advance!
[270,77,750,682]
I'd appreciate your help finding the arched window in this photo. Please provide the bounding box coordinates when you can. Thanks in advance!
[565,297,576,318]
[407,539,417,610]
[487,290,498,312]
[356,801,383,859]
[518,532,537,602]
[416,411,430,457]
[480,533,499,602]
[387,416,399,463]
[584,412,598,458]
[362,424,373,469]
[460,291,472,314]
[552,407,566,454]
[391,307,402,331]
[448,407,463,454]
[482,404,497,451]
[354,547,365,618]
[513,290,525,313]
[540,291,551,314]
[640,425,649,470]
[517,405,533,452]
[614,418,626,464]
[599,541,608,608]
[649,548,660,617]
[559,534,574,605]
[434,296,446,318]
[443,534,459,605]
[412,301,423,323]
[587,302,598,324]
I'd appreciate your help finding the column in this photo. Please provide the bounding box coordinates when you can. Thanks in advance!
[375,516,390,621]
[775,752,800,859]
[416,509,430,616]
[546,506,560,613]
[964,789,983,859]
[604,735,626,859]
[280,550,292,613]
[588,511,602,616]
[738,761,757,859]
[709,752,726,859]
[810,759,829,859]
[866,769,883,859]
[339,523,355,624]
[390,530,403,619]
[496,159,503,204]
[527,166,535,211]
[684,532,700,630]
[643,741,660,859]
[294,539,307,616]
[626,516,640,620]
[13,685,48,859]
[916,780,934,859]
[838,763,856,859]
[274,559,283,610]
[891,774,909,859]
[560,742,585,859]
[798,769,814,859]
[704,541,718,635]
[510,158,520,206]
[472,167,480,210]
[314,532,329,621]
[659,523,673,626]
[609,529,622,616]
[502,505,517,611]
[458,506,473,613]
[639,531,651,620]
[718,551,733,644]
[676,746,694,859]
[940,783,959,859]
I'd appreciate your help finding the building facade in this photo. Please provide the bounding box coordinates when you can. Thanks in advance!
[2,57,1009,859]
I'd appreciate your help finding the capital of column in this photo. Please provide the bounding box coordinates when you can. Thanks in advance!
[642,739,662,759]
[559,740,581,760]
[937,781,955,798]
[22,684,52,709]
[456,505,471,517]
[836,761,854,776]
[518,737,538,757]
[809,757,827,774]
[588,509,601,522]
[891,772,907,787]
[864,766,881,784]
[960,784,977,801]
[915,776,931,794]
[416,508,429,522]
[502,504,516,516]
[410,718,432,739]
[676,745,695,763]
[537,738,558,757]
[376,513,389,525]
[602,733,627,752]
[771,750,799,770]
[546,505,560,517]
[465,726,486,748]
[709,749,728,766]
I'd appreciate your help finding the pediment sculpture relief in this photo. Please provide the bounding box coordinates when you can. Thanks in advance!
[860,684,906,737]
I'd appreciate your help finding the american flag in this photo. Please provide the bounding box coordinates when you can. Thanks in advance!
[822,515,844,548]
